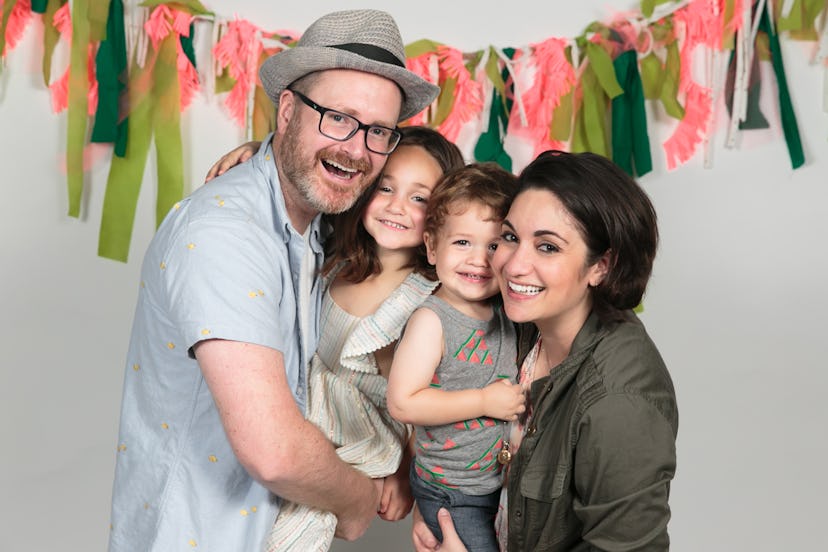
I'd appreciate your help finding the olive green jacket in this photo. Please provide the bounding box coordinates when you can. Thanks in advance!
[507,311,678,551]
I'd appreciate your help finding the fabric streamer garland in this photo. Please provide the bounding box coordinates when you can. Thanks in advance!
[97,2,206,261]
[1,0,825,261]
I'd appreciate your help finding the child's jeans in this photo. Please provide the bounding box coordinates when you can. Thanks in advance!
[410,462,500,552]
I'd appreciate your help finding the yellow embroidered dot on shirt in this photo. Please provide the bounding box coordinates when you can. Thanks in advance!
[251,506,257,513]
[140,281,145,288]
[201,328,211,336]
[132,364,140,371]
[143,503,149,509]
[240,509,248,516]
[160,262,166,270]
[258,290,265,296]
[187,243,196,250]
[208,455,217,463]
[167,342,175,350]
[248,291,257,298]
[189,539,197,547]
[265,154,271,161]
[161,423,169,429]
[118,444,127,452]
[174,202,181,210]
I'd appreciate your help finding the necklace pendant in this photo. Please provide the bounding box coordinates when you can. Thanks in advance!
[497,442,512,465]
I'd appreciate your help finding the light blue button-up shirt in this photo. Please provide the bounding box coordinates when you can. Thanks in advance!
[108,136,323,551]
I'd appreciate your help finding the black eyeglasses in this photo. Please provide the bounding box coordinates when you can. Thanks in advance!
[288,89,402,155]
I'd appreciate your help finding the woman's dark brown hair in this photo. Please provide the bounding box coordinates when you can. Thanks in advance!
[322,126,465,282]
[517,150,659,321]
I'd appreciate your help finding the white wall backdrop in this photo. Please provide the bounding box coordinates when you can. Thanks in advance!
[1,1,826,551]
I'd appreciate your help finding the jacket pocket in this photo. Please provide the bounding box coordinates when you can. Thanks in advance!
[519,460,569,501]
[516,460,574,549]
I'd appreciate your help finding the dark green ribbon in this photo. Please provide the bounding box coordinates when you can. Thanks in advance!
[474,47,515,171]
[758,1,805,168]
[611,49,652,177]
[91,0,128,156]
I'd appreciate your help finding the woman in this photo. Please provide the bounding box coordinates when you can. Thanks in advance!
[414,150,678,551]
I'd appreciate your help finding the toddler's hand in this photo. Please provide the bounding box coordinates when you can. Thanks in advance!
[482,379,525,421]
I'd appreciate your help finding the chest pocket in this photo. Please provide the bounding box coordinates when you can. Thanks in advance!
[519,459,569,501]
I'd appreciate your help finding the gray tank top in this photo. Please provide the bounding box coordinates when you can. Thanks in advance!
[411,295,518,495]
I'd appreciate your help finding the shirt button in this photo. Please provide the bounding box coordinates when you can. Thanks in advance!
[515,509,522,518]
[526,425,536,436]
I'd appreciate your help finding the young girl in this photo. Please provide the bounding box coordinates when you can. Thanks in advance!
[386,163,525,552]
[209,127,465,550]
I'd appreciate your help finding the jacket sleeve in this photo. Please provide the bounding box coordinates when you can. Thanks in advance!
[572,393,677,551]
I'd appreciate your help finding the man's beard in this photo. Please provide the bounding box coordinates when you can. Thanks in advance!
[278,115,375,215]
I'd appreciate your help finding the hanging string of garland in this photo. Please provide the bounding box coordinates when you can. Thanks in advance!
[1,0,826,262]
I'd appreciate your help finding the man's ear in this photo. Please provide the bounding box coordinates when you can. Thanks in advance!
[276,89,296,130]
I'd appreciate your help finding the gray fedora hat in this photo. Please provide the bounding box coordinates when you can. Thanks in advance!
[259,9,439,122]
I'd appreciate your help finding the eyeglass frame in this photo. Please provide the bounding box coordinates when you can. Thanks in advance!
[287,88,402,155]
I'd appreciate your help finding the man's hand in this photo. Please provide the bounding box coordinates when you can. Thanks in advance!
[334,477,383,541]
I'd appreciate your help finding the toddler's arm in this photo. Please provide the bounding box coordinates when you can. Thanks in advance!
[386,308,524,426]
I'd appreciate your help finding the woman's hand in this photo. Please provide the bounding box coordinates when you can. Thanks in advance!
[204,141,261,182]
[412,506,468,552]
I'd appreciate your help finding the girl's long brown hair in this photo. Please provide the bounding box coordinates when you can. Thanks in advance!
[322,126,465,283]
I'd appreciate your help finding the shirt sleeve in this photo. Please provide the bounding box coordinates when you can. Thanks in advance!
[572,392,677,551]
[161,215,289,356]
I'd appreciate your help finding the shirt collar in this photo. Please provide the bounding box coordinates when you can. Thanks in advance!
[255,133,323,254]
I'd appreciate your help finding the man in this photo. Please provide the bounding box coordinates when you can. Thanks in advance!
[107,10,439,551]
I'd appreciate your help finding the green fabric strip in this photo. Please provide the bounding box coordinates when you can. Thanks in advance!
[404,39,442,58]
[660,41,685,119]
[550,90,573,142]
[31,0,48,13]
[759,3,805,168]
[474,89,513,171]
[87,0,110,41]
[180,23,196,68]
[639,52,664,100]
[66,0,92,218]
[252,50,275,140]
[474,47,513,170]
[91,0,128,156]
[152,33,184,227]
[612,50,652,177]
[140,0,211,16]
[432,77,457,128]
[0,0,18,59]
[778,0,824,40]
[98,61,155,261]
[579,66,610,157]
[40,0,66,85]
[253,82,276,141]
[484,47,506,101]
[584,41,624,99]
[549,46,574,142]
